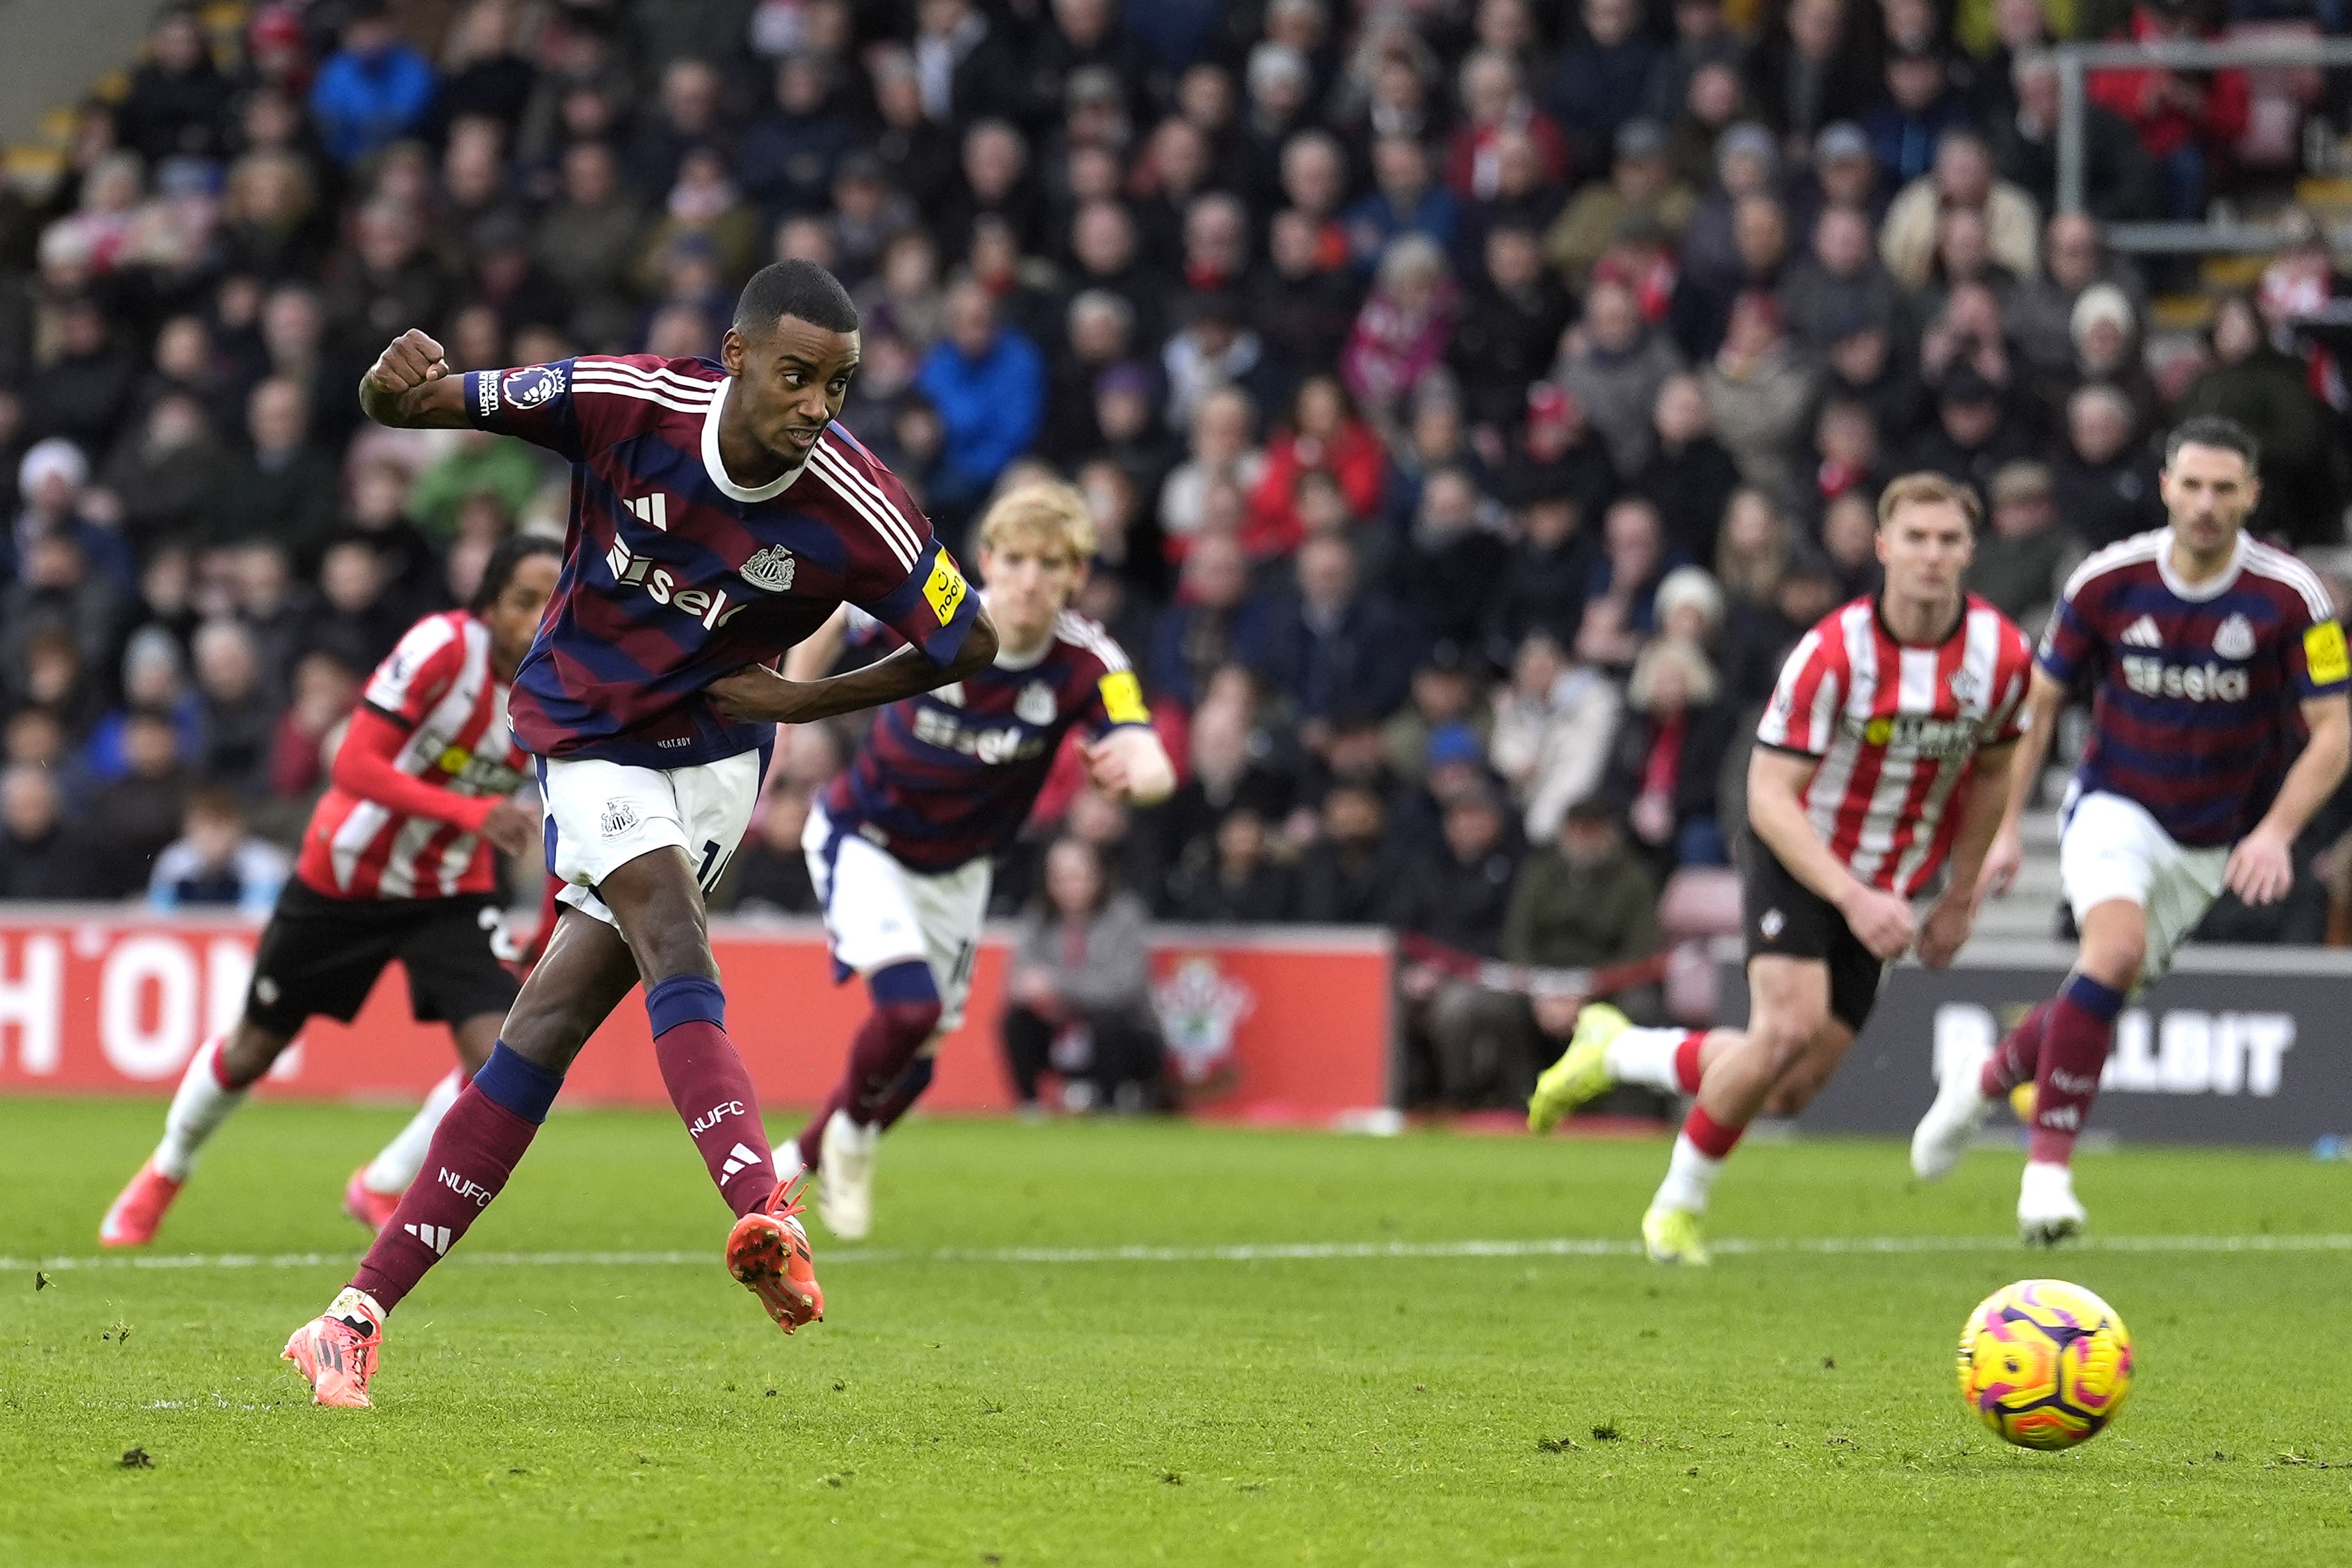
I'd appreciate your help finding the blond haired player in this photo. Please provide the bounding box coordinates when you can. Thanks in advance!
[785,480,1175,1236]
[1528,473,2034,1262]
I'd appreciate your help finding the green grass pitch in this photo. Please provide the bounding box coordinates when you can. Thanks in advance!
[5,1097,2351,1565]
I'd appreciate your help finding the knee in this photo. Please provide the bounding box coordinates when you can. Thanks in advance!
[215,1024,285,1087]
[1749,1020,1817,1081]
[869,961,943,1040]
[2080,936,2143,990]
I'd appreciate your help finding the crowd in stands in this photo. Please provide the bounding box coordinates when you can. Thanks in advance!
[3,0,2352,1104]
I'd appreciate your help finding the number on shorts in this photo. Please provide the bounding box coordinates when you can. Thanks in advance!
[695,838,731,892]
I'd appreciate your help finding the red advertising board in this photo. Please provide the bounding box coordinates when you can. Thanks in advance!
[0,912,1391,1123]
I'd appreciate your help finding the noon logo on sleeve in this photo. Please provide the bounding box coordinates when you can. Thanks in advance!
[923,555,968,624]
[2305,621,2349,685]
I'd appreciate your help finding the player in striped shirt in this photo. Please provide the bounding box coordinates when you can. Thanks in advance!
[1913,416,2351,1243]
[283,261,1001,1408]
[781,480,1175,1239]
[1528,473,2033,1264]
[99,535,560,1249]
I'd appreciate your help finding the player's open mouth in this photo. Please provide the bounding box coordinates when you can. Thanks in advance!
[782,427,821,450]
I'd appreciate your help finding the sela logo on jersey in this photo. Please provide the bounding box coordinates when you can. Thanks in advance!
[740,544,796,592]
[910,704,1051,765]
[605,535,751,630]
[501,364,565,408]
[1843,712,1981,759]
[2118,654,2250,703]
[2212,613,2256,661]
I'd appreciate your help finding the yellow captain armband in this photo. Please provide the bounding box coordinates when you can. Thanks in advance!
[922,554,968,625]
[2305,620,2349,687]
[1098,669,1150,726]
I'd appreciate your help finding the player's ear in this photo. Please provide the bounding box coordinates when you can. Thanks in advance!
[719,325,746,377]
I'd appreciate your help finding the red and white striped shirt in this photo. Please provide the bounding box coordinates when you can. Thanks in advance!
[295,610,530,900]
[1755,594,2033,897]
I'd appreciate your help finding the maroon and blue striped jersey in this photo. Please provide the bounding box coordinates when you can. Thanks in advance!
[822,610,1152,872]
[459,354,981,768]
[2039,529,2349,847]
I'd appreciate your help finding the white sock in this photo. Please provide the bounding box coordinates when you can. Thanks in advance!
[1651,1134,1724,1214]
[361,1069,466,1195]
[2021,1159,2075,1197]
[1606,1027,1692,1093]
[153,1037,247,1181]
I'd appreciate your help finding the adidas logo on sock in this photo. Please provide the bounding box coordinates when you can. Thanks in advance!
[719,1143,764,1182]
[404,1222,452,1255]
[2121,614,2163,648]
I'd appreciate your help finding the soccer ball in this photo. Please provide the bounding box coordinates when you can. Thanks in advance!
[1956,1279,2134,1450]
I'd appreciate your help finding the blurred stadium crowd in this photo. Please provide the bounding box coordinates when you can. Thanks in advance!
[3,0,2352,1103]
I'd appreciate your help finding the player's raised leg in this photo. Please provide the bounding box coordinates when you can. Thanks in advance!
[99,1021,289,1247]
[1528,1005,1720,1132]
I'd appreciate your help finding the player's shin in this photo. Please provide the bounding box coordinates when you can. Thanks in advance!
[348,1043,558,1313]
[153,1036,250,1180]
[1979,1000,2055,1097]
[793,961,940,1168]
[648,974,777,1218]
[1654,1104,1745,1214]
[2027,974,2124,1168]
[1608,1026,1714,1095]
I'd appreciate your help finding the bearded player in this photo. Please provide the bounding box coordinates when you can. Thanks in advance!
[1912,416,2349,1243]
[282,260,999,1407]
[782,480,1173,1239]
[1528,473,2033,1264]
[99,534,559,1248]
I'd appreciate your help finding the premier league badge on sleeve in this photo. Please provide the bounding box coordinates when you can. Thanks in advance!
[501,364,566,408]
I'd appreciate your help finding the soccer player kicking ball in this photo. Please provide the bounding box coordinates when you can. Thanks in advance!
[284,260,999,1407]
[99,536,560,1247]
[782,480,1174,1239]
[1912,417,2350,1243]
[1528,474,2034,1264]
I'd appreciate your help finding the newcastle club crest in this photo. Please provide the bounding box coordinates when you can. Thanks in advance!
[740,544,796,592]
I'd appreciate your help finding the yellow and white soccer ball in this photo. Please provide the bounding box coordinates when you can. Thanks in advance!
[1957,1279,2134,1450]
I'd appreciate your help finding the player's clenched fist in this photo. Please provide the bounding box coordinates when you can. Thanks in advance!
[359,329,452,423]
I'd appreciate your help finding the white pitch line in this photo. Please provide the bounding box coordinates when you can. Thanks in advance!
[10,1233,2352,1275]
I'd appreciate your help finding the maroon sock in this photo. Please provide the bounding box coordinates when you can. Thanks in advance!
[794,998,941,1166]
[868,1054,936,1134]
[655,1020,778,1218]
[2027,977,2124,1164]
[1979,1001,2056,1097]
[352,1083,538,1312]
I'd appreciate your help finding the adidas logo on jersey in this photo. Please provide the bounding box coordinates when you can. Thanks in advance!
[740,544,796,592]
[719,1143,764,1182]
[404,1223,452,1255]
[2121,615,2164,648]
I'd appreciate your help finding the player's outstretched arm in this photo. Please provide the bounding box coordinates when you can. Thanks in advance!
[710,607,1000,726]
[781,604,851,684]
[1978,667,2065,900]
[1749,747,1914,961]
[358,329,469,430]
[2227,694,2351,906]
[1083,728,1176,806]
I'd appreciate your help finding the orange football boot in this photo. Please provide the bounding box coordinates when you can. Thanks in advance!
[99,1160,183,1248]
[342,1168,402,1235]
[281,1290,384,1409]
[725,1174,824,1334]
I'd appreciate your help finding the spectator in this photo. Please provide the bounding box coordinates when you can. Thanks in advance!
[2174,295,2349,549]
[1495,796,1665,1091]
[1746,0,1879,154]
[1490,630,1621,844]
[1158,386,1264,554]
[190,619,279,797]
[121,7,234,164]
[1701,292,1817,498]
[266,648,360,801]
[1448,49,1569,202]
[102,392,219,553]
[1544,119,1697,291]
[1634,373,1742,565]
[1779,205,1900,350]
[1993,51,2159,224]
[1612,635,1738,869]
[2052,282,2160,436]
[2086,0,2249,224]
[1341,234,1457,434]
[1346,133,1460,270]
[1002,837,1166,1112]
[1555,277,1683,478]
[206,376,338,556]
[917,277,1047,519]
[1,530,124,700]
[1578,496,1676,670]
[1395,780,1526,1106]
[1248,377,1385,562]
[1149,531,1269,708]
[146,785,291,915]
[85,708,195,897]
[1909,365,2034,500]
[1485,490,1590,659]
[1166,804,1296,923]
[1383,642,1490,789]
[1250,208,1366,391]
[1163,287,1278,437]
[2052,384,2164,550]
[533,141,646,350]
[1721,546,1843,705]
[309,3,438,167]
[1257,534,1414,730]
[25,299,139,455]
[1546,0,1656,174]
[1865,44,1973,191]
[1451,224,1574,432]
[2009,212,2149,382]
[0,765,99,901]
[1967,461,2078,632]
[1293,778,1398,924]
[735,54,859,227]
[1879,131,2039,291]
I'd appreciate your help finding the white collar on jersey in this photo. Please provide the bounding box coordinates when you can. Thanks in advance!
[990,601,1056,671]
[700,375,806,503]
[2156,527,2248,602]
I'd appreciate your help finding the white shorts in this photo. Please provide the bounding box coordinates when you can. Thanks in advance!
[2057,788,2228,988]
[803,799,990,1031]
[541,751,764,928]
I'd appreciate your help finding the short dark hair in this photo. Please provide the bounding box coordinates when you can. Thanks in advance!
[471,532,564,615]
[2164,414,2260,475]
[733,259,858,338]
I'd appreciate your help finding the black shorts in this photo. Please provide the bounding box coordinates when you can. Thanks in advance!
[1737,837,1886,1034]
[245,880,519,1038]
